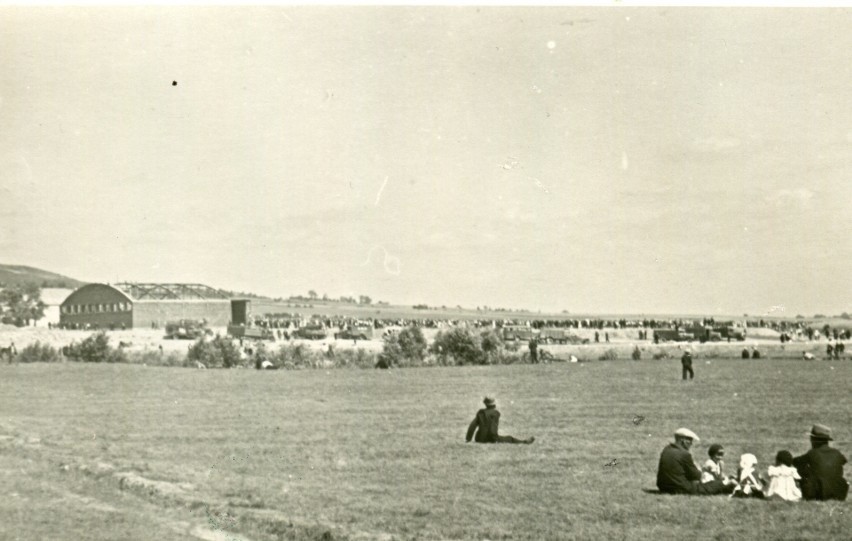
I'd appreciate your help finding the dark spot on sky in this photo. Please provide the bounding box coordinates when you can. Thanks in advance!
[172,81,177,86]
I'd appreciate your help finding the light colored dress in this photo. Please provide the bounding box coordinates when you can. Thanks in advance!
[766,465,802,502]
[701,458,723,483]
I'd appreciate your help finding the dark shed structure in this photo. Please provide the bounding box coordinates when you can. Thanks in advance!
[59,282,231,329]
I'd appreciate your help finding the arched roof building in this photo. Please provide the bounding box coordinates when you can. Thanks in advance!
[59,282,232,329]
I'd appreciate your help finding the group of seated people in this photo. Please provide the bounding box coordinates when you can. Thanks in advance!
[657,425,848,501]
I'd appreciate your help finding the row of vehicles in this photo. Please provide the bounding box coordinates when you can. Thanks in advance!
[653,323,747,343]
[501,325,586,344]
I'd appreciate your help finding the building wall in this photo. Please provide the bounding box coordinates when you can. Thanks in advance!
[59,284,134,329]
[132,300,231,328]
[35,288,73,328]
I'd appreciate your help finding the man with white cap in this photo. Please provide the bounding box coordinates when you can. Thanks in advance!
[792,424,849,501]
[656,428,733,495]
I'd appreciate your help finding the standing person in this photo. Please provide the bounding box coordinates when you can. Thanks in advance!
[792,424,849,501]
[681,349,694,380]
[528,337,538,364]
[465,397,535,444]
[656,428,733,495]
[594,331,600,343]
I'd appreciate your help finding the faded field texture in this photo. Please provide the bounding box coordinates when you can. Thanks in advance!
[1,359,849,540]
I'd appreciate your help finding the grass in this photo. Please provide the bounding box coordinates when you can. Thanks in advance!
[0,359,849,540]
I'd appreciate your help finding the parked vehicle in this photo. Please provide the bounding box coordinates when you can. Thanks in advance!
[652,329,695,342]
[294,325,328,340]
[501,325,537,341]
[165,319,211,340]
[227,324,275,341]
[335,325,374,340]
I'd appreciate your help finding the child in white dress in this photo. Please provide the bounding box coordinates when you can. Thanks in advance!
[731,453,766,498]
[766,450,802,502]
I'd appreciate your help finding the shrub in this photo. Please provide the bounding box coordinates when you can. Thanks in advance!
[480,329,504,363]
[652,350,670,360]
[379,326,428,367]
[187,336,242,368]
[125,350,188,368]
[272,344,323,369]
[430,328,485,365]
[598,348,619,361]
[334,348,377,369]
[631,345,642,361]
[65,332,127,363]
[15,341,62,363]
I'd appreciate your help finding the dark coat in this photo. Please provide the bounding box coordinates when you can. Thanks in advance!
[793,444,849,501]
[657,443,701,494]
[466,406,500,443]
[681,353,693,367]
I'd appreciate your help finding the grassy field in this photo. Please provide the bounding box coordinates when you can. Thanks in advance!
[1,359,849,540]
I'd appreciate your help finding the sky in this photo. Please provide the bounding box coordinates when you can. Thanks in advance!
[1,6,850,316]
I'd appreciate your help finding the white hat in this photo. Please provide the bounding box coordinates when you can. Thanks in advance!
[674,428,700,442]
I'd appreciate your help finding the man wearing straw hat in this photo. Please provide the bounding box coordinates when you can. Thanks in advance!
[465,396,535,444]
[656,428,734,495]
[792,424,849,501]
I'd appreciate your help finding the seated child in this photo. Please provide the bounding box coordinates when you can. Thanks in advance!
[765,450,802,502]
[701,444,727,483]
[731,453,766,498]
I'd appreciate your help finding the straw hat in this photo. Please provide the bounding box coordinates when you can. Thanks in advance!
[809,424,833,441]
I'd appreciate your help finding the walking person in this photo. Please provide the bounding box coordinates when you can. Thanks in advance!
[465,397,535,444]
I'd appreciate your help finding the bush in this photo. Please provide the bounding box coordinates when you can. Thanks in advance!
[15,341,62,363]
[430,328,486,365]
[379,326,428,367]
[272,343,324,369]
[598,348,619,361]
[65,332,127,363]
[631,345,642,361]
[125,350,188,368]
[187,336,242,368]
[334,348,377,369]
[480,330,504,363]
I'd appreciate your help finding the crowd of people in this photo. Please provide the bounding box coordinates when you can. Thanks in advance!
[657,425,848,501]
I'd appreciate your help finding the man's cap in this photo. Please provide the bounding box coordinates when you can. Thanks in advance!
[708,444,724,457]
[809,423,833,441]
[483,396,496,406]
[674,428,700,442]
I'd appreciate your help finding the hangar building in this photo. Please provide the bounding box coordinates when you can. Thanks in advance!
[59,282,231,329]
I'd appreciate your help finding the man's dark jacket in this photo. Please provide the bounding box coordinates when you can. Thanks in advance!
[681,353,693,367]
[657,443,701,494]
[466,406,500,443]
[793,444,849,501]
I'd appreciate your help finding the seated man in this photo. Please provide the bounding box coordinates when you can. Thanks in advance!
[792,424,849,501]
[657,428,733,495]
[465,396,534,444]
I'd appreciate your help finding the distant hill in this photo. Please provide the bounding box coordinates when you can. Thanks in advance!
[0,264,85,289]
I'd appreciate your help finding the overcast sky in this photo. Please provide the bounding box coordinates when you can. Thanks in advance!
[1,6,850,316]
